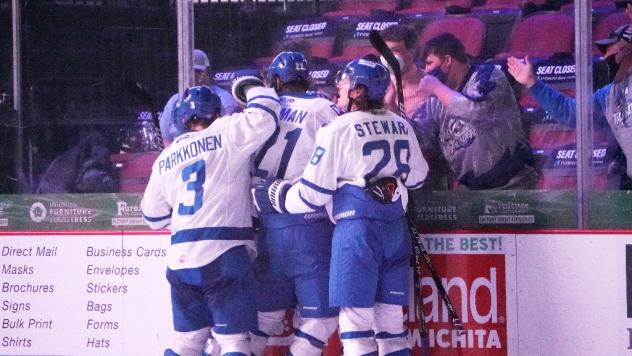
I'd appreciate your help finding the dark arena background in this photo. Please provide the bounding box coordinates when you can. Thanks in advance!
[1,1,632,355]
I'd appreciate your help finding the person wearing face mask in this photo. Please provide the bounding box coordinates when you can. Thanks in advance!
[508,24,632,189]
[413,32,537,190]
[380,25,428,119]
[380,26,452,191]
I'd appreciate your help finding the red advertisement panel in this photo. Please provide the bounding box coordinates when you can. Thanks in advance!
[413,254,507,356]
[265,253,507,356]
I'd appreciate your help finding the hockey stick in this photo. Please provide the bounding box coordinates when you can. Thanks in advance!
[124,78,164,149]
[370,28,464,336]
[369,30,406,119]
[405,211,465,335]
[369,29,427,339]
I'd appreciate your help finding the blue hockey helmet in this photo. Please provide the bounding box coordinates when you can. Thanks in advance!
[172,86,221,136]
[340,58,390,101]
[266,51,310,85]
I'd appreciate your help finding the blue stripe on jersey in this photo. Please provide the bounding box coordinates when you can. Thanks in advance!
[171,227,254,245]
[142,211,171,222]
[294,329,326,349]
[248,95,281,104]
[375,330,408,339]
[300,178,335,195]
[339,330,375,339]
[405,179,425,190]
[284,92,319,99]
[299,190,324,211]
[247,103,278,123]
[251,329,269,337]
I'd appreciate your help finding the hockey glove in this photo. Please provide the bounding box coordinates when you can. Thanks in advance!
[366,176,402,204]
[251,177,291,214]
[231,76,264,106]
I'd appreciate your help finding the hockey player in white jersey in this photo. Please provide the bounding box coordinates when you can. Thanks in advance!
[141,80,280,356]
[249,51,341,356]
[254,59,428,355]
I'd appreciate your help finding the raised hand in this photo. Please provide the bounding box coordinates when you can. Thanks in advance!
[507,56,536,88]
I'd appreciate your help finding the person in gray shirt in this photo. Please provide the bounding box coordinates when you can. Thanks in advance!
[413,33,537,189]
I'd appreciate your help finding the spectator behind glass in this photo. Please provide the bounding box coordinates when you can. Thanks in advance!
[380,25,427,120]
[159,49,239,144]
[379,25,451,190]
[616,0,632,19]
[507,24,632,189]
[414,32,537,190]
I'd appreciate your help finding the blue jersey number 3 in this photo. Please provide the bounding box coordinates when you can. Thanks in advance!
[178,159,205,215]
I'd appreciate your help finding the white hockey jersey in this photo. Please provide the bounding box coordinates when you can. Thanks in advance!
[141,87,280,270]
[285,109,428,221]
[253,92,339,182]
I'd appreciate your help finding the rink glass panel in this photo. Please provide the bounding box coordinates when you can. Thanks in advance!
[1,0,630,230]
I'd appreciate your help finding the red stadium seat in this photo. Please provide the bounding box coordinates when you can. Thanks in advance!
[561,0,616,11]
[328,39,378,64]
[593,11,629,55]
[529,124,611,190]
[253,55,275,68]
[110,152,159,193]
[496,12,574,59]
[251,19,337,68]
[519,86,610,191]
[473,0,523,11]
[396,0,447,15]
[419,15,487,57]
[253,36,337,67]
[323,0,399,17]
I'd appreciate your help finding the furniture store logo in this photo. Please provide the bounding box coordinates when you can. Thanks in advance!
[112,201,146,227]
[29,201,93,223]
[29,202,47,223]
[479,200,534,224]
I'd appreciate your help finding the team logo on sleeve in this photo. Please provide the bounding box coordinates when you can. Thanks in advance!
[310,146,326,165]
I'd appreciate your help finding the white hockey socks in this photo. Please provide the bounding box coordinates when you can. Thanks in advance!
[168,327,211,356]
[289,316,338,356]
[213,331,251,356]
[249,309,287,356]
[203,335,221,356]
[339,307,377,355]
[374,303,410,356]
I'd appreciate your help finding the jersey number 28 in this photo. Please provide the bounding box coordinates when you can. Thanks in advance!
[363,139,411,182]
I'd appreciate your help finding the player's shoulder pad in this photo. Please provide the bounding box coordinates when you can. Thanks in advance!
[328,110,361,127]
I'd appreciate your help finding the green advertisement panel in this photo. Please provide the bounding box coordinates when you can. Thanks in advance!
[0,194,146,231]
[411,190,578,230]
[0,190,629,231]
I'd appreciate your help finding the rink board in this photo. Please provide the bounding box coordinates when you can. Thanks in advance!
[0,231,631,356]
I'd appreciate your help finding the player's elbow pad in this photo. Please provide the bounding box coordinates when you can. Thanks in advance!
[144,218,170,230]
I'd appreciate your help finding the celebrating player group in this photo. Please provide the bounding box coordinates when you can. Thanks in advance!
[141,28,435,355]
